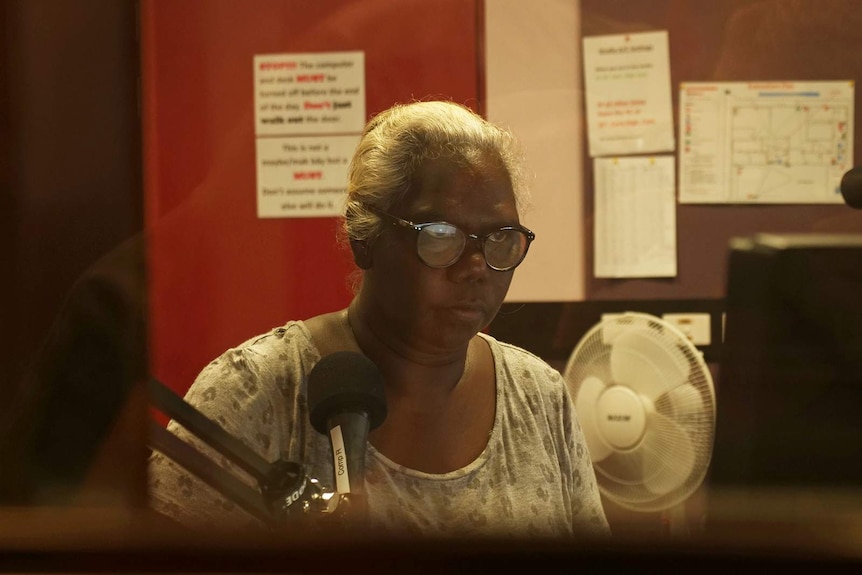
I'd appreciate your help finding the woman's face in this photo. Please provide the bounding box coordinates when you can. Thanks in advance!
[358,156,520,358]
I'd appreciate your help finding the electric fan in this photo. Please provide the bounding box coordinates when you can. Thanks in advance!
[563,312,716,513]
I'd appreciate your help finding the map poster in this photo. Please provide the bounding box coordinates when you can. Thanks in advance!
[679,81,854,204]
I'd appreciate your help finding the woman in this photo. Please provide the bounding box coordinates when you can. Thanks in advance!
[149,100,609,539]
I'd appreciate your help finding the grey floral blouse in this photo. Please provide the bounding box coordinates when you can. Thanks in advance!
[148,322,610,539]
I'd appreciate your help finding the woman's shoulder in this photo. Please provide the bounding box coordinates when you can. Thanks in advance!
[186,321,319,399]
[479,333,561,378]
[233,320,315,353]
[208,321,316,366]
[478,332,566,392]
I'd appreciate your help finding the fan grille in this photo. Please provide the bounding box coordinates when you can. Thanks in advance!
[564,313,716,512]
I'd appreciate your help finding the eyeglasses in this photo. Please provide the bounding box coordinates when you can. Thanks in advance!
[374,209,535,271]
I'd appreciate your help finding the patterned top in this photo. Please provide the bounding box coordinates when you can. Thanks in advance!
[148,321,610,538]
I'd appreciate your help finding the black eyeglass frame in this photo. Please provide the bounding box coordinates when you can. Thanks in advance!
[373,209,536,272]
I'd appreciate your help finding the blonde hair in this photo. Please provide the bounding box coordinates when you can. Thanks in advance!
[341,100,529,245]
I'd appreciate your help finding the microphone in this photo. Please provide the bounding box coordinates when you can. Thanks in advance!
[307,352,387,509]
[840,167,862,209]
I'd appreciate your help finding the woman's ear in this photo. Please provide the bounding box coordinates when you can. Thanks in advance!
[350,240,373,269]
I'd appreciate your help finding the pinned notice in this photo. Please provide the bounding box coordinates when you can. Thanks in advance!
[583,31,675,157]
[254,51,365,136]
[593,156,677,278]
[253,51,365,218]
[679,80,854,204]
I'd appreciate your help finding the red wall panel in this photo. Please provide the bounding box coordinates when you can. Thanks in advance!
[141,0,481,395]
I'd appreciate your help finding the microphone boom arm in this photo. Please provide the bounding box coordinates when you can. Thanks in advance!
[148,377,346,528]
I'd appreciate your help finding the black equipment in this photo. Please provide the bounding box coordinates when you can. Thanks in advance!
[839,166,862,209]
[711,233,862,489]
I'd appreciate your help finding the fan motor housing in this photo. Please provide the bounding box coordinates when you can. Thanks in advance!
[596,386,647,450]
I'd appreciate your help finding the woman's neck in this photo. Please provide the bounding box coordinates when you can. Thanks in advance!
[347,298,471,401]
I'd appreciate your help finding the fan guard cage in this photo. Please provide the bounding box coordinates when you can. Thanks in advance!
[563,312,716,512]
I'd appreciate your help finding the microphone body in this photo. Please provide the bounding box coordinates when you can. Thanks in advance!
[326,411,371,496]
[307,352,387,519]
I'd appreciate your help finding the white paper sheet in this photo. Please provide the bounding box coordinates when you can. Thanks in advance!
[255,134,360,218]
[679,81,854,204]
[582,31,675,157]
[594,156,677,278]
[253,51,365,136]
[253,51,365,218]
[485,0,585,301]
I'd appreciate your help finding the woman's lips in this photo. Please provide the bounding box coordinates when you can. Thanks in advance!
[447,302,484,321]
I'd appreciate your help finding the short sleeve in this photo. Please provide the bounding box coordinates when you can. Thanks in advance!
[148,325,313,530]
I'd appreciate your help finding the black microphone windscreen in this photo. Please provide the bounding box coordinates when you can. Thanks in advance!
[307,351,387,435]
[840,167,862,209]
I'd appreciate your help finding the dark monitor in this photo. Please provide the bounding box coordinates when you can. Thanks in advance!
[710,234,862,489]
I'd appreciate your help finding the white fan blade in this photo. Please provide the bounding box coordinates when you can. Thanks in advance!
[595,449,645,485]
[638,411,696,496]
[609,327,690,402]
[655,383,705,419]
[573,376,613,463]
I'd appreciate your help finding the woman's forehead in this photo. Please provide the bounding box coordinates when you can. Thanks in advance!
[391,169,519,232]
[400,157,514,208]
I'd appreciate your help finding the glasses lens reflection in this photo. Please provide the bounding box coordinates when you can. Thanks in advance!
[416,224,530,271]
[484,230,528,269]
[417,223,465,267]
